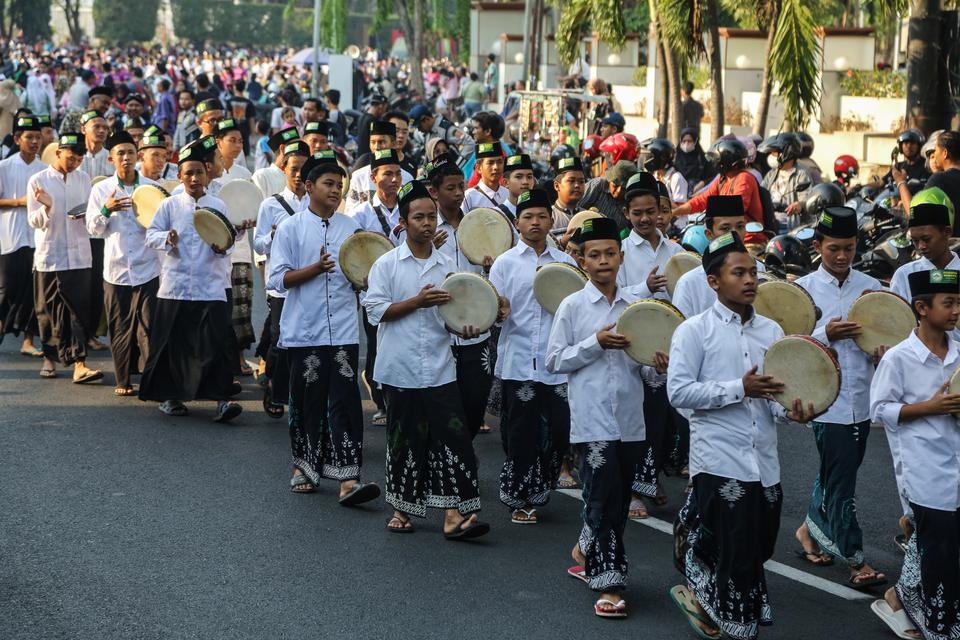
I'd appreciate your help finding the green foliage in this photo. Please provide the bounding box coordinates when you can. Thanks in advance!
[769,0,821,128]
[633,65,647,86]
[172,0,312,46]
[320,0,347,50]
[552,0,626,65]
[455,0,470,62]
[10,0,52,41]
[839,69,906,98]
[624,1,650,34]
[94,0,160,43]
[659,0,704,60]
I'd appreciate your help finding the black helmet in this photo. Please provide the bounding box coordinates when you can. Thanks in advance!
[758,132,802,164]
[764,234,812,278]
[639,137,675,172]
[897,128,925,147]
[550,143,577,164]
[803,183,845,217]
[796,132,814,158]
[705,138,748,173]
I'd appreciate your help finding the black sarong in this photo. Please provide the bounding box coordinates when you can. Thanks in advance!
[265,296,289,404]
[633,380,669,497]
[230,263,255,350]
[682,473,782,640]
[452,339,494,438]
[498,379,570,509]
[0,245,36,339]
[382,382,481,518]
[576,440,642,591]
[88,237,106,336]
[361,307,383,411]
[288,345,364,484]
[34,268,92,364]
[897,503,960,640]
[104,277,158,388]
[138,298,235,402]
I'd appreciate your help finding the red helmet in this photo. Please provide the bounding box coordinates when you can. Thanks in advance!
[833,154,859,184]
[598,133,639,164]
[582,134,604,158]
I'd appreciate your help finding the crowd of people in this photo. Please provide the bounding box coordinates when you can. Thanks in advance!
[4,40,960,640]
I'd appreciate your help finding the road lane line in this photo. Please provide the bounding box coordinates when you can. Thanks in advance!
[555,488,873,602]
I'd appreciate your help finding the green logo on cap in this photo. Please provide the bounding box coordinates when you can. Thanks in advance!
[304,122,319,131]
[518,191,531,204]
[178,147,193,161]
[820,213,833,228]
[282,129,298,141]
[424,161,434,174]
[708,232,735,253]
[314,150,335,159]
[374,149,393,160]
[931,270,958,284]
[16,117,32,127]
[479,143,494,153]
[559,157,574,169]
[507,155,523,166]
[201,137,216,149]
[284,142,301,154]
[582,219,594,233]
[80,110,100,124]
[399,183,413,199]
[142,136,162,146]
[218,118,236,129]
[60,134,78,146]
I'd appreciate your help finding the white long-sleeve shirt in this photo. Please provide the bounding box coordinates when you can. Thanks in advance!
[252,164,286,200]
[488,241,577,384]
[546,282,646,443]
[890,254,960,301]
[81,148,112,179]
[221,161,252,182]
[254,188,310,298]
[27,166,92,272]
[267,210,361,347]
[671,258,766,318]
[362,242,456,388]
[85,172,161,286]
[345,164,413,211]
[871,331,960,511]
[347,194,402,246]
[462,181,511,214]
[144,191,233,301]
[616,229,684,298]
[0,153,45,254]
[667,301,786,486]
[795,266,882,424]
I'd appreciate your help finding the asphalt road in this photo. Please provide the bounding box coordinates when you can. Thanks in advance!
[0,279,908,639]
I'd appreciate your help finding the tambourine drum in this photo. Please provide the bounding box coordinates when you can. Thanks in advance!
[161,179,181,194]
[193,207,235,250]
[339,231,394,288]
[533,262,588,314]
[90,175,108,186]
[218,179,263,225]
[41,142,58,166]
[948,368,960,416]
[437,272,499,337]
[66,203,86,220]
[458,207,514,265]
[665,252,702,297]
[131,184,171,228]
[754,280,818,335]
[848,290,915,355]
[566,209,602,232]
[617,299,686,366]
[764,335,841,418]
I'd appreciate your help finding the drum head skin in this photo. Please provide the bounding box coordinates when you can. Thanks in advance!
[193,207,235,250]
[848,291,916,355]
[437,272,499,336]
[218,179,263,225]
[764,335,840,418]
[132,184,171,228]
[161,179,181,194]
[41,142,58,166]
[566,210,603,232]
[665,252,702,297]
[533,262,588,314]
[90,175,108,186]
[949,368,960,416]
[339,231,394,287]
[617,299,685,365]
[458,207,514,265]
[754,280,817,335]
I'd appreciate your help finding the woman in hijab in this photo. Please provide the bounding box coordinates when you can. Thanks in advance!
[673,127,716,197]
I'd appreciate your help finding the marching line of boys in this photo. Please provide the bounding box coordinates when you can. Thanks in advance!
[5,107,960,638]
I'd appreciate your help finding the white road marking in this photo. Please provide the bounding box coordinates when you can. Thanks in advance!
[555,488,873,602]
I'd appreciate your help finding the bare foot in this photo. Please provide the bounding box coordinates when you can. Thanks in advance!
[443,510,478,535]
[899,515,914,540]
[571,541,586,566]
[339,479,356,499]
[387,511,413,531]
[688,593,720,637]
[795,523,831,565]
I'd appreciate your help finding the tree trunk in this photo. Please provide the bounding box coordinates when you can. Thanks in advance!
[704,0,723,133]
[663,42,682,142]
[906,0,951,135]
[653,12,668,137]
[753,0,781,137]
[395,0,424,98]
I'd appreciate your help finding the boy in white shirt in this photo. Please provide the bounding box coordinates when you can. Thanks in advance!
[500,153,536,219]
[462,141,509,213]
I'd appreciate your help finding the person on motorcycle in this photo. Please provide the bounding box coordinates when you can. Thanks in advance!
[884,128,932,186]
[594,131,637,182]
[409,103,474,170]
[674,127,717,197]
[577,159,638,232]
[922,130,960,235]
[795,131,823,184]
[599,112,625,139]
[833,154,860,197]
[640,137,688,206]
[759,132,812,230]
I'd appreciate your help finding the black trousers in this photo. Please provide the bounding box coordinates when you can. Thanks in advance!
[382,382,481,518]
[0,246,37,339]
[452,340,493,438]
[34,268,92,364]
[104,277,158,388]
[361,307,383,410]
[288,345,364,484]
[88,238,105,336]
[265,296,290,404]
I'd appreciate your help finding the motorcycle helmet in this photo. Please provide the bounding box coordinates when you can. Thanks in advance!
[582,134,604,159]
[764,234,813,278]
[737,135,757,163]
[639,137,675,171]
[680,223,709,254]
[912,186,956,226]
[796,131,815,158]
[705,138,749,173]
[922,129,945,159]
[598,133,639,164]
[833,154,859,184]
[804,183,845,217]
[758,132,802,164]
[897,128,925,151]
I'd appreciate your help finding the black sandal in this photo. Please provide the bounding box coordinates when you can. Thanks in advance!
[386,514,414,533]
[290,474,315,493]
[444,518,490,541]
[263,390,284,419]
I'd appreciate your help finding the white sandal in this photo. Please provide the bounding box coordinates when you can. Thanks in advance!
[871,599,920,639]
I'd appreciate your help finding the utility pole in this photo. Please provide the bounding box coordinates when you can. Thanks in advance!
[312,0,322,96]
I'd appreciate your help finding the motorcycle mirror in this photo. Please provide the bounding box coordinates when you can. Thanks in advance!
[795,178,811,191]
[745,222,764,233]
[795,227,815,241]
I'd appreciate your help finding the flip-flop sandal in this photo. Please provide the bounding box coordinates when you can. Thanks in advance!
[895,534,909,554]
[628,498,649,521]
[849,569,888,590]
[371,411,387,426]
[72,369,103,384]
[444,519,490,541]
[511,508,538,524]
[158,400,188,417]
[290,474,316,493]
[386,515,414,533]
[478,424,492,434]
[669,585,721,639]
[794,548,834,566]
[567,565,588,583]
[557,475,579,489]
[339,482,381,506]
[39,367,57,379]
[871,599,921,639]
[262,390,284,419]
[114,386,135,396]
[594,598,627,618]
[20,347,43,357]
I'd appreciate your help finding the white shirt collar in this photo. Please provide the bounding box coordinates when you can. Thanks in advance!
[904,329,960,364]
[710,299,755,325]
